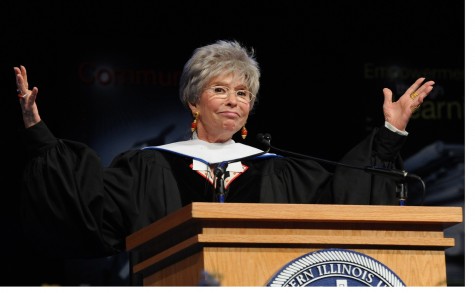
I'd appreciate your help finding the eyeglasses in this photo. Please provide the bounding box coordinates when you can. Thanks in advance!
[205,86,255,104]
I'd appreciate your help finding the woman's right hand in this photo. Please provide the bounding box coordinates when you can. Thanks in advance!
[14,65,41,128]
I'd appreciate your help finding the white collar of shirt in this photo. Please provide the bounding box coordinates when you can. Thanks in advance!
[143,136,264,164]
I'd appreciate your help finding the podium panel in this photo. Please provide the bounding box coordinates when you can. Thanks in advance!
[126,202,462,286]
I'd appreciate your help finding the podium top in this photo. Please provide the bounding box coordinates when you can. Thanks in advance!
[126,203,463,251]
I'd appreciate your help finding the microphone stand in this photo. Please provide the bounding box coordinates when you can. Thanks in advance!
[396,182,408,206]
[212,148,270,203]
[256,133,425,206]
[214,162,228,203]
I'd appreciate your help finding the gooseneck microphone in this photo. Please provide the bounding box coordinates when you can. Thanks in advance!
[256,133,426,206]
[214,162,229,203]
[213,143,270,203]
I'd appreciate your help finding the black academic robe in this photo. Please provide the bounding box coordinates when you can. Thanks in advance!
[20,121,406,259]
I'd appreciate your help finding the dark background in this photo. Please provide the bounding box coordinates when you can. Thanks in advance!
[0,0,465,287]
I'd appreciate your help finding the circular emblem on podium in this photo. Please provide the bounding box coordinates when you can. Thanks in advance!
[266,248,406,287]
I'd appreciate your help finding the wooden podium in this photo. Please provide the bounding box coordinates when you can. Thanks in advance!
[125,202,463,286]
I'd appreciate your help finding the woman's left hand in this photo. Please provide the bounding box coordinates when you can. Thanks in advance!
[382,77,435,131]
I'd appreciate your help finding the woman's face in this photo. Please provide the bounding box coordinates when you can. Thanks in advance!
[189,73,252,143]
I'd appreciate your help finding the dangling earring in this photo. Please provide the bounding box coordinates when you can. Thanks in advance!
[241,125,248,139]
[191,112,199,133]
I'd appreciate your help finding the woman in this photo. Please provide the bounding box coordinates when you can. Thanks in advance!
[14,40,434,259]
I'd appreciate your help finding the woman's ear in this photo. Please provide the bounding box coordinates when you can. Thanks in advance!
[188,102,198,114]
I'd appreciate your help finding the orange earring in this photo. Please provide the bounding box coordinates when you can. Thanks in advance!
[191,112,199,133]
[241,125,248,139]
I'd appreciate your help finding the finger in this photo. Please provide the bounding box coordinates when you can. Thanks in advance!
[405,77,426,95]
[14,67,22,88]
[382,88,393,105]
[20,65,26,76]
[16,73,24,89]
[16,74,28,96]
[26,87,39,107]
[15,68,30,96]
[422,82,434,94]
[20,65,29,89]
[421,81,435,95]
[413,82,435,102]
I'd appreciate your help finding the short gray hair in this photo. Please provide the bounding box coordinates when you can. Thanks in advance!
[179,40,260,110]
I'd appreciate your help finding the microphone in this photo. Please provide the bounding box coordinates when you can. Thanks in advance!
[214,161,229,203]
[256,133,271,152]
[214,162,228,178]
[256,133,426,206]
[213,142,270,203]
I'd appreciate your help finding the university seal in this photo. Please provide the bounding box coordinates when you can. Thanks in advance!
[266,248,405,287]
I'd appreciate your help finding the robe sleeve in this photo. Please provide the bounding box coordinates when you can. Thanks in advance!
[332,126,407,205]
[20,121,181,258]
